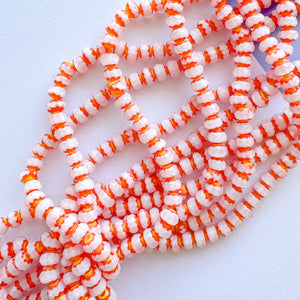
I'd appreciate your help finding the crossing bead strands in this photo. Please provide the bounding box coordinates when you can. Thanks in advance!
[0,0,300,299]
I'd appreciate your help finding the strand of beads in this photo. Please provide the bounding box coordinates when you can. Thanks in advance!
[0,0,299,299]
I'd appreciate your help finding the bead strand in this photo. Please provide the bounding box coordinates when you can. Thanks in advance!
[0,0,299,298]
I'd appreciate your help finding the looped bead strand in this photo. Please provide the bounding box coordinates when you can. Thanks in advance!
[0,0,299,299]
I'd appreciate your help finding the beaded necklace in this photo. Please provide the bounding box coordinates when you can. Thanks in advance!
[0,0,299,299]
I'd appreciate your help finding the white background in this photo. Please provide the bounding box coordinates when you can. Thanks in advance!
[0,1,299,299]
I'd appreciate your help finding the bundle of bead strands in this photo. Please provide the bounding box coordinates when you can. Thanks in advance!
[0,0,300,299]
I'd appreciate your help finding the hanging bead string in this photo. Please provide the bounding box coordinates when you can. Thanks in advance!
[0,0,299,299]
